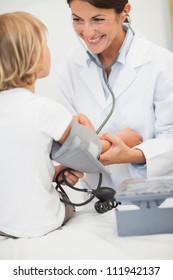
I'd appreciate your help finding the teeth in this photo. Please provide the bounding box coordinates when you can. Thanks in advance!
[88,36,102,43]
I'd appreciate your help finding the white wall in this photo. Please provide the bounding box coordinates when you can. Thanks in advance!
[0,0,173,99]
[130,0,173,51]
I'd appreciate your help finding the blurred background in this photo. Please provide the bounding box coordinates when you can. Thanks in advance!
[0,0,173,99]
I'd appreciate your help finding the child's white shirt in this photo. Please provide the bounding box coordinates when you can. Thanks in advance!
[0,88,72,237]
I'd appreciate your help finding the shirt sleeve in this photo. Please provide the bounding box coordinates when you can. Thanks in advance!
[129,68,173,178]
[38,96,72,141]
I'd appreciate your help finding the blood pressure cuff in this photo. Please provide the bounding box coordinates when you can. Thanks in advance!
[50,120,108,174]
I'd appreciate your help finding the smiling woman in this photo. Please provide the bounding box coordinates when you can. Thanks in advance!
[55,0,173,192]
[68,0,130,61]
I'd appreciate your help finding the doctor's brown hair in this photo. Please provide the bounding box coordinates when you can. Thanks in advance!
[66,0,129,13]
[0,12,47,92]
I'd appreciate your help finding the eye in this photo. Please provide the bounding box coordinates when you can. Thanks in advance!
[72,17,83,24]
[92,17,105,24]
[94,18,105,22]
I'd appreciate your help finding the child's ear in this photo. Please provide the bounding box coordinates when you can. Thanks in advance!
[32,52,36,63]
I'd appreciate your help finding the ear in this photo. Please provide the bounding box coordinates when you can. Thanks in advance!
[32,52,36,63]
[122,3,131,22]
[123,3,131,15]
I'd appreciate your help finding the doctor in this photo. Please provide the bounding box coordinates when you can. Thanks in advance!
[56,0,173,189]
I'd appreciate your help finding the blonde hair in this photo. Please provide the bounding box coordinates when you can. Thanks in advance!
[0,11,47,91]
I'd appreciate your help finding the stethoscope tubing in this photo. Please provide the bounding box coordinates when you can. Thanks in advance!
[86,24,135,134]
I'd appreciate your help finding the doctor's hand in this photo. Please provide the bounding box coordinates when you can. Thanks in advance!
[73,113,95,131]
[100,127,142,154]
[53,165,84,186]
[99,133,146,166]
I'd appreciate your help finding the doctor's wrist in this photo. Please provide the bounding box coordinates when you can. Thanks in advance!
[129,147,146,164]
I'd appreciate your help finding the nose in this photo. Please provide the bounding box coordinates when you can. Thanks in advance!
[81,23,95,39]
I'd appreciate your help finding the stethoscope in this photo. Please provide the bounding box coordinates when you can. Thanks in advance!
[56,21,135,213]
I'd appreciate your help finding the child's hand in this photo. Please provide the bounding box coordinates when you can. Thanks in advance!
[53,165,84,185]
[63,169,84,185]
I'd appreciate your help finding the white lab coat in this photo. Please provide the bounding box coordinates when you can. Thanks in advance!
[56,30,173,189]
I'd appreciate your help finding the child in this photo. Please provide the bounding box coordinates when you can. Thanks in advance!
[0,11,98,238]
[0,11,142,238]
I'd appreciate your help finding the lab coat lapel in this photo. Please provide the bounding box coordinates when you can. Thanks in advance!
[111,64,137,100]
[80,62,106,107]
[107,33,152,102]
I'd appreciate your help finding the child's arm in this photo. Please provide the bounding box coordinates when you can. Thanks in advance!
[54,113,93,185]
[116,128,143,148]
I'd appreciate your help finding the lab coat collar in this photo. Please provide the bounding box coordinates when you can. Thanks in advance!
[73,31,152,68]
